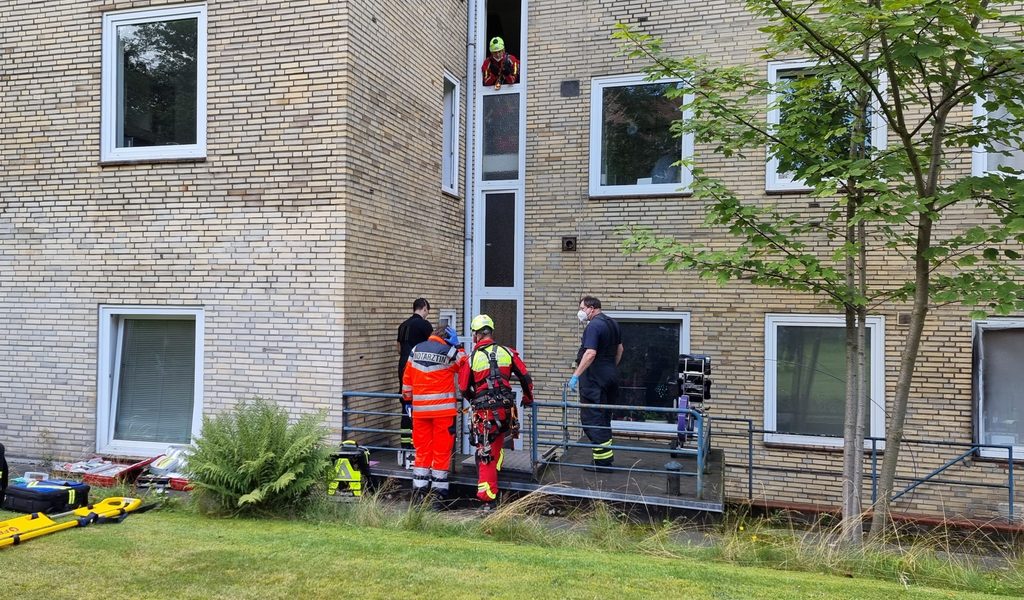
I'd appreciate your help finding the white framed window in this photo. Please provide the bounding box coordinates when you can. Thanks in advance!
[442,74,460,195]
[97,306,205,456]
[603,311,691,433]
[972,95,1024,176]
[766,60,888,192]
[589,74,694,197]
[437,309,458,333]
[974,320,1024,459]
[101,4,208,162]
[764,314,885,447]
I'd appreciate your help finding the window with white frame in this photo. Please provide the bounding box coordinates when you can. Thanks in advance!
[97,306,204,456]
[974,320,1024,459]
[442,75,460,194]
[589,74,693,197]
[972,95,1024,176]
[764,314,885,446]
[603,311,691,432]
[766,60,888,192]
[101,4,207,162]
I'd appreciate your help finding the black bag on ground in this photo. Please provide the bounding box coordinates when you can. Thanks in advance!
[0,443,7,505]
[2,479,90,514]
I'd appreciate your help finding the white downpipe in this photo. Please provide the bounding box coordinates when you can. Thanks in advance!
[463,0,477,340]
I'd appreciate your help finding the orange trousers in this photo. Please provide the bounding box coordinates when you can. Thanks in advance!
[412,415,455,471]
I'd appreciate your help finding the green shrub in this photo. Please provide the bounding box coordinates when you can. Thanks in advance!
[187,398,332,516]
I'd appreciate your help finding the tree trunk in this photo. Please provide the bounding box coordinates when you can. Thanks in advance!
[840,195,862,544]
[869,214,933,538]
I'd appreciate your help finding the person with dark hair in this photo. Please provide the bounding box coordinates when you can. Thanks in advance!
[396,298,432,467]
[402,322,465,507]
[459,314,533,511]
[568,295,623,472]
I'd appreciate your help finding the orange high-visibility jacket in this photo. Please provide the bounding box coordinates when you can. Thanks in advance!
[402,335,466,418]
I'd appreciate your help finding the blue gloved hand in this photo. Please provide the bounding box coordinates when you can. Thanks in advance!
[444,326,459,347]
[568,375,579,392]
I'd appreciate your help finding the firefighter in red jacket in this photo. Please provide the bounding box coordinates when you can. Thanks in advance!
[458,314,533,510]
[402,323,466,506]
[481,36,519,89]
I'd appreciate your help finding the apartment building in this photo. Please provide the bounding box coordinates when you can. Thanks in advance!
[2,0,1020,521]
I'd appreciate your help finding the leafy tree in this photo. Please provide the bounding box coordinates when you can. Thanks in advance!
[615,0,1024,542]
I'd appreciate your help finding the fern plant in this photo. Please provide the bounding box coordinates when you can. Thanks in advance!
[187,398,332,515]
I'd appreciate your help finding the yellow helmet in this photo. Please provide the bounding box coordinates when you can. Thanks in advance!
[471,314,495,332]
[489,37,505,53]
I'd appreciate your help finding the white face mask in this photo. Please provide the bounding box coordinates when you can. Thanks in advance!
[577,309,589,323]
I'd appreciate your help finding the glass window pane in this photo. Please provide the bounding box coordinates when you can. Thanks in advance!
[117,18,198,148]
[484,192,515,287]
[611,321,680,423]
[775,70,871,174]
[980,327,1024,446]
[114,318,196,444]
[600,83,682,186]
[987,104,1024,172]
[442,78,457,190]
[482,93,519,180]
[479,299,517,349]
[775,325,870,437]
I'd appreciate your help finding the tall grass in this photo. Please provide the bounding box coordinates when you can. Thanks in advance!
[292,488,1024,596]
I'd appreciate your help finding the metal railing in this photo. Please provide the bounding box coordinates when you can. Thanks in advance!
[712,416,1017,522]
[530,386,712,498]
[341,388,712,499]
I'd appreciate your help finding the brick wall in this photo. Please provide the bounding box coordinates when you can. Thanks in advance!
[0,0,467,460]
[522,0,1023,520]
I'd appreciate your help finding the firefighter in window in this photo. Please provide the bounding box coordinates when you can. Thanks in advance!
[481,36,519,90]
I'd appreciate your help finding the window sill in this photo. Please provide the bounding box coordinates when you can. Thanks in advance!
[763,440,886,453]
[441,188,461,201]
[765,186,813,195]
[100,157,207,167]
[589,191,693,200]
[974,451,1024,464]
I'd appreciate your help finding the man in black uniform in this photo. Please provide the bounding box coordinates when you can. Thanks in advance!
[396,298,432,464]
[568,295,623,472]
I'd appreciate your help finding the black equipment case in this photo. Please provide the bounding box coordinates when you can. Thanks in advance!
[2,479,91,514]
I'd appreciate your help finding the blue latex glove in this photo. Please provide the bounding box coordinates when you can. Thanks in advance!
[443,326,459,347]
[568,375,579,392]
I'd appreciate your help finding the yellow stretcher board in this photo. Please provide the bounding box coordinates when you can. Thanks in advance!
[0,496,142,549]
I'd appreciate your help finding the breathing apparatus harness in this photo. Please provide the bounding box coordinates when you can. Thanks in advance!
[468,344,520,464]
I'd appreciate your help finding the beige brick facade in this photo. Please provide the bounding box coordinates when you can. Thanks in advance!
[0,1,467,459]
[522,0,1022,521]
[2,0,1020,522]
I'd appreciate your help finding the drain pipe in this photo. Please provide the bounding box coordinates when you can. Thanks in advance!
[462,0,477,341]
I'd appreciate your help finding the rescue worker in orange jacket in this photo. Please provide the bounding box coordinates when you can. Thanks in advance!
[458,314,533,510]
[402,323,466,505]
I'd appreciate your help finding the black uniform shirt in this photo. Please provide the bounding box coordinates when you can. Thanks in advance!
[576,313,622,365]
[397,314,433,378]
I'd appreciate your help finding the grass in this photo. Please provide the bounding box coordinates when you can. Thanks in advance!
[0,488,1019,599]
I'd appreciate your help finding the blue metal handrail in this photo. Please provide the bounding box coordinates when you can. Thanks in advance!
[530,385,712,498]
[344,388,712,499]
[708,414,1017,523]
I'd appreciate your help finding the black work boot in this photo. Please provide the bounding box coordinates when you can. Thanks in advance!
[583,462,613,474]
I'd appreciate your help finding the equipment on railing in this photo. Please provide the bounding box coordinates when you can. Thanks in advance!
[675,354,712,450]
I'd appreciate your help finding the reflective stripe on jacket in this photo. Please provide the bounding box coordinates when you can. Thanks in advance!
[402,336,465,418]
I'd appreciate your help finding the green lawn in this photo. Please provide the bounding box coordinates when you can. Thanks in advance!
[0,504,1006,599]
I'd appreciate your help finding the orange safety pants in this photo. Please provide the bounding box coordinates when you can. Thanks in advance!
[412,415,456,472]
